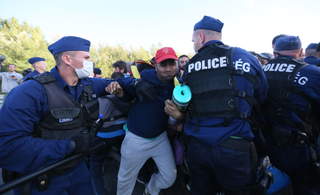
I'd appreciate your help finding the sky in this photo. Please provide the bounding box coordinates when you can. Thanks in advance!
[1,0,320,56]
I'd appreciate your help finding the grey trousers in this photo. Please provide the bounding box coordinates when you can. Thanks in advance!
[117,131,177,195]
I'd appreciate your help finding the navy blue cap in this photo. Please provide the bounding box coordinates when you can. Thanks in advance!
[306,43,317,50]
[274,36,301,51]
[94,68,101,75]
[48,36,91,55]
[28,57,45,64]
[194,15,224,32]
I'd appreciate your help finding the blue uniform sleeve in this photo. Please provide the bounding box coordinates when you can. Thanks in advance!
[294,65,320,112]
[0,81,71,173]
[233,47,268,105]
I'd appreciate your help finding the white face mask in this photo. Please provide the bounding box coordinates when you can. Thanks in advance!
[68,56,94,79]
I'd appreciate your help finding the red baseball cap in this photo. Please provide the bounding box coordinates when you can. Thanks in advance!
[155,47,178,63]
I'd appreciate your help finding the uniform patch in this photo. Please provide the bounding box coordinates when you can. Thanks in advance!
[59,118,73,123]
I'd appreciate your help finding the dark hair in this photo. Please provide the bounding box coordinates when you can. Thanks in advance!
[178,55,189,60]
[272,34,287,45]
[112,60,127,73]
[248,51,258,58]
[22,68,33,76]
[111,72,124,79]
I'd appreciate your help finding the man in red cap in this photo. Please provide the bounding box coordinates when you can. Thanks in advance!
[108,47,179,195]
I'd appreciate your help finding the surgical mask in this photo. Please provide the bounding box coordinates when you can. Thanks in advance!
[68,56,94,79]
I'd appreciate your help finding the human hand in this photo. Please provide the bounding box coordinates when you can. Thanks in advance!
[11,75,17,80]
[164,99,185,121]
[135,79,156,101]
[105,82,124,97]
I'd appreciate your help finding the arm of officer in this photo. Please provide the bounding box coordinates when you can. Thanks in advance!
[0,81,71,173]
[164,99,186,122]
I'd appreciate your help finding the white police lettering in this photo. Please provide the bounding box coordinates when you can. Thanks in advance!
[188,56,227,73]
[294,72,308,85]
[263,63,296,72]
[235,59,250,72]
[59,118,73,123]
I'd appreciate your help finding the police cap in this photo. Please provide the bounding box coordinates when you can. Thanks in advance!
[194,15,224,33]
[94,68,101,75]
[274,36,301,51]
[317,42,320,52]
[306,43,317,50]
[28,57,45,65]
[48,36,91,55]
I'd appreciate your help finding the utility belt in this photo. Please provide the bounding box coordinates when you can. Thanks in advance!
[261,124,320,187]
[260,124,309,148]
[1,166,72,193]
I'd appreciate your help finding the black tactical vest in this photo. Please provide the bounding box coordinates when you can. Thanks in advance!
[31,72,99,170]
[261,57,319,144]
[185,43,260,130]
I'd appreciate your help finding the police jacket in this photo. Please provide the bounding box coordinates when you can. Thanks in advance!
[259,56,320,147]
[303,56,320,66]
[183,40,268,148]
[0,67,117,174]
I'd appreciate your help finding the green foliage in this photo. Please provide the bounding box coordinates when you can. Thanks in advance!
[0,17,55,73]
[0,17,195,79]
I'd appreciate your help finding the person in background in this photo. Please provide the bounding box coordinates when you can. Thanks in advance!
[89,72,128,195]
[259,36,320,194]
[23,57,47,82]
[94,67,102,78]
[303,43,320,66]
[177,55,189,78]
[112,60,127,74]
[0,64,22,102]
[257,53,273,66]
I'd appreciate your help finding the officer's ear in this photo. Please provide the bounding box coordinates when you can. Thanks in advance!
[298,48,303,59]
[199,33,205,45]
[62,54,72,66]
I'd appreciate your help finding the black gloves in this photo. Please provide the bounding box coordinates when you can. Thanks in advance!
[135,79,156,101]
[70,130,96,154]
[70,116,103,154]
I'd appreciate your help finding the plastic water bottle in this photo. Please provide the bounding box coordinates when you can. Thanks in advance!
[92,114,103,132]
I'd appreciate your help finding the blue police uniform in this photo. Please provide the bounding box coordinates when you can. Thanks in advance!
[183,16,268,195]
[23,70,40,82]
[258,36,320,194]
[303,56,320,66]
[0,66,117,194]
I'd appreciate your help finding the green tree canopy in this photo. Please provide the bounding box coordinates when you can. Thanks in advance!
[0,17,194,79]
[0,17,55,72]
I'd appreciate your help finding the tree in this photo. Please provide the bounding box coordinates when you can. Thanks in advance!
[0,17,55,73]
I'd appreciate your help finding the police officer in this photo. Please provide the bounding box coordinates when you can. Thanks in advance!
[303,43,320,66]
[165,16,268,194]
[258,36,320,194]
[0,36,155,195]
[23,57,47,82]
